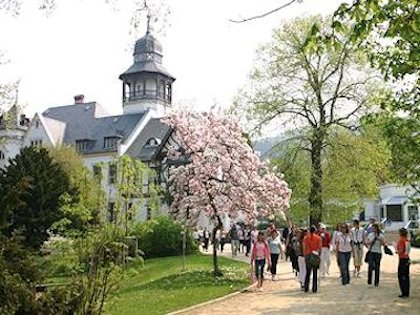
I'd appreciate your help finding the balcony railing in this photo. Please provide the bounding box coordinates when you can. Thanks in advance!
[124,90,171,103]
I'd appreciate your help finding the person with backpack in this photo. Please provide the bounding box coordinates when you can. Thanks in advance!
[336,223,353,285]
[396,228,410,298]
[365,223,387,287]
[251,231,271,291]
[302,226,322,293]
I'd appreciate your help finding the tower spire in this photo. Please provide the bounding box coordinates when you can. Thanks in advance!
[146,13,151,34]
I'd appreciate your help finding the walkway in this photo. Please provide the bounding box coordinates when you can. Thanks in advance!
[188,245,420,315]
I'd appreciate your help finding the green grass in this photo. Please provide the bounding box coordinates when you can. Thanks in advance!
[105,254,249,315]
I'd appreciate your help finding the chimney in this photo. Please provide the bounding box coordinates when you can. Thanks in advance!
[74,94,85,104]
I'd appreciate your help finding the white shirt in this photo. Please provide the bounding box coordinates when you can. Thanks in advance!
[351,227,364,243]
[367,232,386,254]
[336,232,353,253]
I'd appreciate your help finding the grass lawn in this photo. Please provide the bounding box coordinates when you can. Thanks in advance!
[105,253,249,315]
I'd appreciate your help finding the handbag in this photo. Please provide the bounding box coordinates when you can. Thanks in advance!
[384,245,393,256]
[308,252,320,269]
[364,237,377,264]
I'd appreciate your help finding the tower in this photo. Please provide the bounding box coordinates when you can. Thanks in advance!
[119,19,175,116]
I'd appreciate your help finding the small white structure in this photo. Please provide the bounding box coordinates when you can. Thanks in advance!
[363,184,419,231]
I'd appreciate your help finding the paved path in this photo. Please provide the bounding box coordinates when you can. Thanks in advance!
[188,244,420,315]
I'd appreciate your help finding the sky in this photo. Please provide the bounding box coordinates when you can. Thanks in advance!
[0,0,348,117]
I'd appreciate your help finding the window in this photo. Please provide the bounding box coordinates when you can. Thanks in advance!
[408,205,419,221]
[93,165,102,181]
[30,139,43,147]
[108,202,115,223]
[104,137,119,149]
[75,140,90,152]
[109,163,117,184]
[0,151,5,160]
[35,120,40,128]
[386,205,403,222]
[146,207,152,220]
[145,138,160,147]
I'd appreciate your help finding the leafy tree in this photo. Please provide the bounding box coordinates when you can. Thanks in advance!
[0,232,43,315]
[233,16,383,224]
[94,155,161,236]
[366,113,420,194]
[163,110,291,275]
[271,126,391,225]
[49,146,106,233]
[0,146,70,248]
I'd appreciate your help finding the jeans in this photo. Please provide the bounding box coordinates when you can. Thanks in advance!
[304,255,318,293]
[270,253,279,275]
[338,251,351,285]
[231,239,240,256]
[398,258,410,296]
[368,252,382,286]
[245,240,251,256]
[255,259,265,279]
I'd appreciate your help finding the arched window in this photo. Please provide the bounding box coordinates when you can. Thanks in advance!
[144,138,161,147]
[0,151,5,160]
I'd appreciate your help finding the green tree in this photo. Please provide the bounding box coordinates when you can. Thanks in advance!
[233,16,382,223]
[0,146,70,248]
[49,146,106,233]
[95,155,161,236]
[272,127,391,225]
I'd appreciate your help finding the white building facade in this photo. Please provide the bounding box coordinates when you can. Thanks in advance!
[363,184,420,231]
[0,28,176,221]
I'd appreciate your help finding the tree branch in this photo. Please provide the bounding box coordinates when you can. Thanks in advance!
[229,0,299,23]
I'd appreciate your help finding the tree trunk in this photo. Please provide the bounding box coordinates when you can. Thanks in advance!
[309,131,324,225]
[211,215,223,277]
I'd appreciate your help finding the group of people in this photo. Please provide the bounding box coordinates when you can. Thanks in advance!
[249,219,411,298]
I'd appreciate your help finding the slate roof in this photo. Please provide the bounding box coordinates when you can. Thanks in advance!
[126,118,171,161]
[42,102,146,154]
[119,61,175,80]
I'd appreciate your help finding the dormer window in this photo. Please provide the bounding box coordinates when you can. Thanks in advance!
[30,139,43,147]
[104,136,120,149]
[35,120,40,128]
[75,140,90,152]
[145,137,161,147]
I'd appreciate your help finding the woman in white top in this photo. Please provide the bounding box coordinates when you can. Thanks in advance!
[365,223,387,287]
[336,224,353,285]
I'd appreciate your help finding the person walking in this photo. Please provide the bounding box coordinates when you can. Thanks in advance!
[303,226,322,293]
[238,226,245,254]
[244,225,252,256]
[220,229,227,253]
[365,223,387,287]
[331,223,341,270]
[251,231,271,291]
[230,224,240,256]
[268,229,284,281]
[396,228,410,298]
[319,223,331,277]
[336,224,353,285]
[351,219,365,278]
[203,227,210,252]
[295,229,307,290]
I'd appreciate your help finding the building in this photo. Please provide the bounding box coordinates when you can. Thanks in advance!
[363,184,420,231]
[0,26,177,220]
